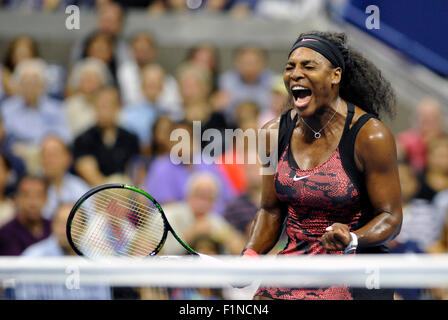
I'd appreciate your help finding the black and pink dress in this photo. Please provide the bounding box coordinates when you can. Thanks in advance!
[255,102,393,300]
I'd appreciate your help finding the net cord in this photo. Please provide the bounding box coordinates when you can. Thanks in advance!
[1,254,448,288]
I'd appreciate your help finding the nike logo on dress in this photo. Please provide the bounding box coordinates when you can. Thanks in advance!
[293,174,311,181]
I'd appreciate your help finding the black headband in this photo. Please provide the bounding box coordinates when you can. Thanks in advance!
[288,35,345,71]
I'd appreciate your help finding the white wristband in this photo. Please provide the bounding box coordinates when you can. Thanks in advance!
[344,232,358,254]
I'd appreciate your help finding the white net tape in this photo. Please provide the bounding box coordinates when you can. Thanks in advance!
[1,254,448,289]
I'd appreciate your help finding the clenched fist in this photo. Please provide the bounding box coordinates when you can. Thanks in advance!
[321,223,352,251]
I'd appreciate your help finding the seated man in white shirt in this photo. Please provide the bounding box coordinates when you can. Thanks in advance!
[40,136,89,220]
[118,33,182,116]
[0,59,71,174]
[218,45,274,122]
[17,203,112,300]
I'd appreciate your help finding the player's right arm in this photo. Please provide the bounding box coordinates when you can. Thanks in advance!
[244,117,286,254]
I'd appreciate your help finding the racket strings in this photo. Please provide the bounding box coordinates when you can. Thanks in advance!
[76,193,165,241]
[70,209,156,257]
[71,201,163,257]
[70,215,161,256]
[93,191,164,234]
[72,200,164,252]
[70,188,166,258]
[106,189,160,215]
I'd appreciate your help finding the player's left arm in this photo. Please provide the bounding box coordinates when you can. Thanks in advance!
[322,118,403,250]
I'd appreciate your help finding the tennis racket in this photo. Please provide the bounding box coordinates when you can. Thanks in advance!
[66,184,198,259]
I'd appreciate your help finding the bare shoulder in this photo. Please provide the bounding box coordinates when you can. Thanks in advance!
[354,115,397,172]
[258,114,282,163]
[260,114,281,145]
[356,117,395,149]
[260,114,281,131]
[351,104,395,148]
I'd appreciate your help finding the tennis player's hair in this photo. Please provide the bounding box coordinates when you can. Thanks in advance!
[298,31,397,119]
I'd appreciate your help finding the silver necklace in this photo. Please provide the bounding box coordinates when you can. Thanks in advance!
[300,103,340,139]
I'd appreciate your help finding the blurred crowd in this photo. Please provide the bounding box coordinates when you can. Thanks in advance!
[0,0,288,300]
[392,97,448,300]
[0,0,322,19]
[0,0,447,300]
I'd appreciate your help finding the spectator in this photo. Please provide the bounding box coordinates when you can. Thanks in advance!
[426,189,448,299]
[229,0,255,18]
[2,0,97,11]
[213,101,259,195]
[73,86,140,186]
[113,0,165,10]
[128,32,158,70]
[177,63,212,123]
[190,233,225,255]
[186,43,220,93]
[174,0,232,12]
[166,0,186,11]
[71,1,131,68]
[64,58,112,137]
[120,64,171,152]
[40,136,89,220]
[176,234,225,300]
[16,203,112,300]
[235,100,260,130]
[1,35,65,101]
[160,172,245,255]
[111,0,167,15]
[252,0,324,20]
[0,175,51,255]
[0,154,15,227]
[414,137,448,202]
[22,203,77,257]
[224,151,261,237]
[390,161,446,253]
[0,115,26,191]
[82,32,119,86]
[188,44,237,142]
[144,121,236,214]
[427,189,448,254]
[149,115,175,158]
[0,58,71,174]
[1,36,39,99]
[388,160,443,300]
[127,115,175,188]
[218,45,274,122]
[177,63,229,140]
[397,97,447,174]
[118,32,182,112]
[258,74,289,127]
[203,0,231,12]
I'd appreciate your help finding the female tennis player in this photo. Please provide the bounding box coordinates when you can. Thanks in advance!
[241,31,403,300]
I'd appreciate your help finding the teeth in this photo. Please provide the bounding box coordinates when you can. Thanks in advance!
[292,85,309,91]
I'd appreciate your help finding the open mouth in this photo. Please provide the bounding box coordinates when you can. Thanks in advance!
[291,85,312,108]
